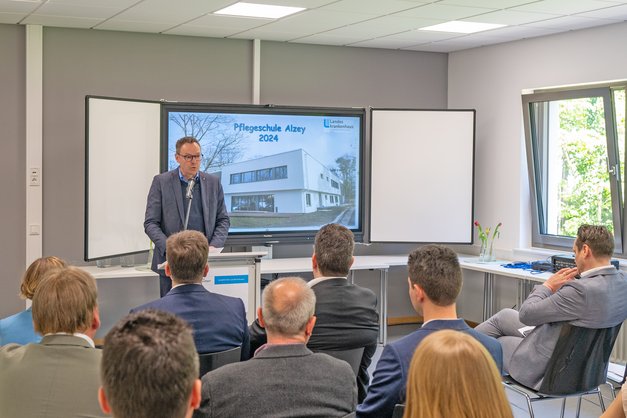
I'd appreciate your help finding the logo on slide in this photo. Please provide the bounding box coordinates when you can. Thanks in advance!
[323,118,354,129]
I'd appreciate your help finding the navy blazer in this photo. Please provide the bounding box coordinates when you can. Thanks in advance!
[144,168,230,272]
[356,319,503,418]
[131,284,249,359]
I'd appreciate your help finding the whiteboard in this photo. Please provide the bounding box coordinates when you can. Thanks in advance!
[369,109,475,243]
[86,97,160,260]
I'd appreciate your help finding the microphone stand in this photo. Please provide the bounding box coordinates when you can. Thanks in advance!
[183,178,195,230]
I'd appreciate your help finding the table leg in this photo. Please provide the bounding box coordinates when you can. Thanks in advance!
[380,268,388,345]
[483,272,495,321]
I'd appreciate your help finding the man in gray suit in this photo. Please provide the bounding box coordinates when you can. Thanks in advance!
[194,277,357,418]
[476,224,627,389]
[145,136,230,296]
[0,266,105,417]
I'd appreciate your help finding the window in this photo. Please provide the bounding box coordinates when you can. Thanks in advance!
[523,83,626,252]
[331,179,339,189]
[306,193,311,206]
[230,165,287,184]
[231,194,275,212]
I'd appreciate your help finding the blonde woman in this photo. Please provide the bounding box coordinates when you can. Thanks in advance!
[0,256,67,345]
[404,330,513,418]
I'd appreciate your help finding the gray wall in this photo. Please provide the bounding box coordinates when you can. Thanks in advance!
[0,24,26,317]
[1,25,449,318]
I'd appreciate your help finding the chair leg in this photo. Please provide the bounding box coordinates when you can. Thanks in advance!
[598,389,607,412]
[561,398,567,418]
[575,396,581,418]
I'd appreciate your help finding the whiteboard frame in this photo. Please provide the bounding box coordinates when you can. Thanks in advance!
[85,96,161,261]
[368,108,475,244]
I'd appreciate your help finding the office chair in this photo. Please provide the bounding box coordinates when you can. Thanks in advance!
[198,346,241,378]
[391,403,405,418]
[315,347,365,376]
[503,323,623,418]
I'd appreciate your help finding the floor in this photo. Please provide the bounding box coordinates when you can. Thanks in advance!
[367,324,616,418]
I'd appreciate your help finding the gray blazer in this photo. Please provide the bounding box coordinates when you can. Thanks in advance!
[0,334,105,418]
[510,266,627,389]
[144,168,230,271]
[194,344,357,418]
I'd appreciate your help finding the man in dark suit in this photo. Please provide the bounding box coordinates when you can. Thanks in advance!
[194,277,356,418]
[357,245,503,418]
[145,136,230,296]
[249,223,379,401]
[476,224,627,389]
[131,230,249,359]
[0,267,105,418]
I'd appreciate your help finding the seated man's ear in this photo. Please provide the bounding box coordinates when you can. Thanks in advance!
[257,307,266,328]
[98,387,112,415]
[190,379,202,410]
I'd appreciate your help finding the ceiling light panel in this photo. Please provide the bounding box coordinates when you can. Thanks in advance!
[214,2,305,19]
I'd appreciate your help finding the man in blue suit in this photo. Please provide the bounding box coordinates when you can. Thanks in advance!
[145,136,230,297]
[357,245,503,418]
[131,230,249,359]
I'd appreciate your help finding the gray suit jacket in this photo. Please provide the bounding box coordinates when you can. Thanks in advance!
[144,168,230,271]
[510,266,627,389]
[0,334,105,418]
[194,344,357,418]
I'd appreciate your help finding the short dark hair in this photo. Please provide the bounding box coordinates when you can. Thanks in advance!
[175,136,200,153]
[408,245,461,306]
[32,267,98,335]
[314,223,354,276]
[101,310,198,418]
[166,230,209,283]
[575,224,614,258]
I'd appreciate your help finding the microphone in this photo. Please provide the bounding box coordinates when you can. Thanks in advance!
[185,177,196,199]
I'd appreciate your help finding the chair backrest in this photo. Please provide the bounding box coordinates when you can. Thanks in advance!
[539,323,623,395]
[198,346,241,378]
[391,403,405,418]
[315,347,365,376]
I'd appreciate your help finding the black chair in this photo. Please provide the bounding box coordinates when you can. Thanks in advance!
[503,323,623,418]
[198,346,241,378]
[391,403,405,418]
[605,360,627,399]
[315,347,365,376]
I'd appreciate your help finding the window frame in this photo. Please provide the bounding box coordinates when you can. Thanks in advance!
[523,84,625,253]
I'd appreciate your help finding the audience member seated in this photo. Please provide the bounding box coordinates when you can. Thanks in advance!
[0,256,66,345]
[476,224,627,389]
[357,245,503,418]
[403,329,513,418]
[99,309,201,418]
[249,223,379,401]
[0,266,105,417]
[131,230,249,359]
[194,277,357,418]
[601,384,627,418]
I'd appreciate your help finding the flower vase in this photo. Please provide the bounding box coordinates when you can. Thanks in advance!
[479,240,492,263]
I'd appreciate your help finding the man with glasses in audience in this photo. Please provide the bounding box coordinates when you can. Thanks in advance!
[145,136,230,296]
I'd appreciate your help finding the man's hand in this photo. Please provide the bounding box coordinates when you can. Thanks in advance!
[543,267,578,293]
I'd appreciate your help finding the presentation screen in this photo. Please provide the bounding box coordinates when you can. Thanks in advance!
[370,109,475,243]
[162,104,366,245]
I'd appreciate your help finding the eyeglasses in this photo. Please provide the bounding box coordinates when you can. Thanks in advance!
[177,153,203,162]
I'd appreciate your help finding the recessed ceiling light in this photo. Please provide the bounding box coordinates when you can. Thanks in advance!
[419,20,506,34]
[214,2,305,19]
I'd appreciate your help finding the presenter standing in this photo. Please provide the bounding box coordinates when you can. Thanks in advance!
[144,136,230,296]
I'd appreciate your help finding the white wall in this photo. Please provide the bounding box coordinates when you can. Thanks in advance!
[448,22,627,256]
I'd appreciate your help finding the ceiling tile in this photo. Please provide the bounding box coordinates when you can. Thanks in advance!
[319,15,444,38]
[319,0,429,14]
[252,9,375,33]
[511,0,621,15]
[295,33,359,46]
[393,2,497,20]
[21,14,102,27]
[33,2,121,18]
[229,28,306,42]
[369,29,463,43]
[164,14,267,35]
[523,14,616,30]
[98,19,185,32]
[0,11,22,24]
[438,0,540,7]
[462,9,560,25]
[0,0,41,13]
[577,4,627,19]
